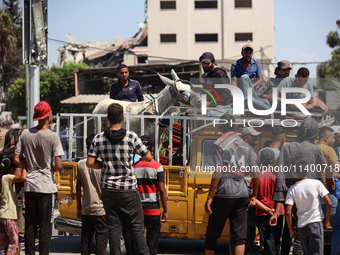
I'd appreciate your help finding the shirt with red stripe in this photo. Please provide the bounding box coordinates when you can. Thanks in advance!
[135,159,164,215]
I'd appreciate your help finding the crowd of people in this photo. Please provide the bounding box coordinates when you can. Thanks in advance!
[0,43,338,255]
[204,113,340,255]
[0,102,168,255]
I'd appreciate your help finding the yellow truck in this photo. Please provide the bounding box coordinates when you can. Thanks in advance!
[54,109,334,253]
[53,111,334,246]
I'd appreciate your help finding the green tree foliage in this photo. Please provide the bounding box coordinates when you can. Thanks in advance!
[8,63,90,119]
[2,0,21,24]
[319,27,340,81]
[0,8,16,70]
[0,0,23,104]
[7,77,25,119]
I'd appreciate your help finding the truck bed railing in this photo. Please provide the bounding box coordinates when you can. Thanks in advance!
[17,107,334,165]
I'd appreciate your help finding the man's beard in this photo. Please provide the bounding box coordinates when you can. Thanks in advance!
[242,56,251,63]
[203,65,214,73]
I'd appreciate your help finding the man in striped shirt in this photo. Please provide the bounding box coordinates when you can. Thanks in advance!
[135,135,168,255]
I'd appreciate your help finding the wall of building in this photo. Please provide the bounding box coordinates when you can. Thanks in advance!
[148,0,274,76]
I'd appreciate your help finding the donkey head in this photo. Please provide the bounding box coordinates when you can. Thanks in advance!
[158,69,201,108]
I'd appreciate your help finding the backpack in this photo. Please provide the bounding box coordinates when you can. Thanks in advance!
[1,129,22,167]
[0,129,22,195]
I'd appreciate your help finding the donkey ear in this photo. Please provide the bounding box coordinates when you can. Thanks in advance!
[171,69,180,82]
[158,72,175,87]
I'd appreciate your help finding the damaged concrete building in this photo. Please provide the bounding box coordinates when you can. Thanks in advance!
[57,22,148,68]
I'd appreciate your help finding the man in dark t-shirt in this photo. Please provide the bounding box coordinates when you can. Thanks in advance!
[109,64,144,102]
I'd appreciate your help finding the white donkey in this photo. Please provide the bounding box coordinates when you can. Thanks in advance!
[92,69,201,136]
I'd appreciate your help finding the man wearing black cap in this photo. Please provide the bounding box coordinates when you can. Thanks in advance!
[231,44,270,110]
[257,60,292,102]
[13,101,64,255]
[199,52,231,106]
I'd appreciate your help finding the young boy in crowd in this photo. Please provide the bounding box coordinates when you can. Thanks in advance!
[0,164,27,255]
[285,158,332,255]
[135,135,168,255]
[255,149,284,255]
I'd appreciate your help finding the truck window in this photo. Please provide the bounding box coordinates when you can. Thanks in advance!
[201,139,215,169]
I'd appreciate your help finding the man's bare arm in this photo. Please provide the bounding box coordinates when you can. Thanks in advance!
[86,156,103,169]
[13,154,26,169]
[158,181,168,222]
[303,97,315,110]
[204,171,221,215]
[12,167,27,183]
[76,179,82,219]
[231,77,238,86]
[252,76,264,88]
[54,156,63,172]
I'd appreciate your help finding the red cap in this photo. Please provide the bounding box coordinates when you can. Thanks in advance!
[33,101,51,121]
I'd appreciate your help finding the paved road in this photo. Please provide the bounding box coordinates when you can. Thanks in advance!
[19,233,230,255]
[19,211,230,255]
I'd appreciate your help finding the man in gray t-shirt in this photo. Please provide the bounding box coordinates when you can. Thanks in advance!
[14,101,64,255]
[204,114,259,255]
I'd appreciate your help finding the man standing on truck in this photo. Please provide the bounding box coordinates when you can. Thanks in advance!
[86,103,152,255]
[135,135,168,255]
[109,64,144,102]
[76,134,108,255]
[204,114,259,255]
[13,101,64,255]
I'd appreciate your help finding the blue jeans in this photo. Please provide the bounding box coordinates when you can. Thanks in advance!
[101,190,149,255]
[237,75,271,110]
[323,193,340,255]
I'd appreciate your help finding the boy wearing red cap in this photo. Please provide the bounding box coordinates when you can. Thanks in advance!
[13,101,64,255]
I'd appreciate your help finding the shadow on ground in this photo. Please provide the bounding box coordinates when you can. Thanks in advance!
[159,239,229,254]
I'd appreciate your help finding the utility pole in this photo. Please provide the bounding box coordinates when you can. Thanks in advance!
[22,0,48,127]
